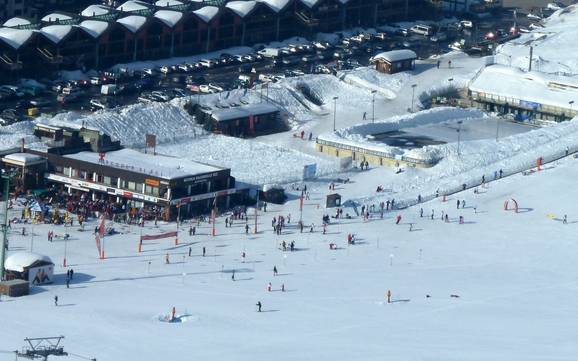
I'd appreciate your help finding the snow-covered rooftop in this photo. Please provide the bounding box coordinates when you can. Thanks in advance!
[469,64,578,112]
[0,27,34,49]
[63,148,224,180]
[372,49,417,63]
[257,0,291,12]
[3,17,31,27]
[116,15,147,33]
[39,25,73,44]
[154,10,183,28]
[193,6,219,22]
[226,1,257,17]
[2,153,45,165]
[81,5,112,17]
[41,13,73,22]
[5,252,53,272]
[298,0,322,8]
[116,0,151,12]
[210,103,280,122]
[77,20,109,38]
[154,0,183,6]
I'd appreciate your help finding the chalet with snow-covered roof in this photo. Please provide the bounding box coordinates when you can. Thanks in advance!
[371,49,417,74]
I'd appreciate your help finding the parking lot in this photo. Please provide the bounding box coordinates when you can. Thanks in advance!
[0,2,563,125]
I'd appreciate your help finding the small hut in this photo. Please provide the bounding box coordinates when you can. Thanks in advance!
[326,193,342,208]
[371,50,417,74]
[4,252,55,285]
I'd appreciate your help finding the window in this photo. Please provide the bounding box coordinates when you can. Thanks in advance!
[104,176,111,186]
[54,165,64,174]
[128,181,136,191]
[96,174,104,183]
[145,185,159,196]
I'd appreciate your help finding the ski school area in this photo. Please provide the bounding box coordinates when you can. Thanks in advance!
[1,149,578,360]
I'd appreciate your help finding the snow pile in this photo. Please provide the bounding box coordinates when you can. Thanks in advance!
[337,67,410,99]
[496,5,578,74]
[0,121,37,149]
[37,103,206,148]
[111,46,253,71]
[156,135,340,185]
[348,111,578,210]
[320,107,486,163]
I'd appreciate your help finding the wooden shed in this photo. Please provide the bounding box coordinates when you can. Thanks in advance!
[0,279,30,297]
[4,252,55,285]
[371,49,417,74]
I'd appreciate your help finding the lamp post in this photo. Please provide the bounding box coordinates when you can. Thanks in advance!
[0,173,13,281]
[410,84,417,113]
[371,90,377,123]
[332,96,339,132]
[457,120,463,157]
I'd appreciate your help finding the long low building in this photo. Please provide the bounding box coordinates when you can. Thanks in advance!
[0,0,427,75]
[468,64,578,122]
[193,102,283,136]
[8,124,240,220]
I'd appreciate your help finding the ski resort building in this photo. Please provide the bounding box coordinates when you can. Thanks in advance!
[7,124,240,220]
[0,0,428,75]
[468,65,578,122]
[193,102,283,137]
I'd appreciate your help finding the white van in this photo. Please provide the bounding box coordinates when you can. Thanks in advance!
[410,24,434,36]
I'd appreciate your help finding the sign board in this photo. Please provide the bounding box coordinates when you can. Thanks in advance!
[146,134,157,148]
[520,100,541,109]
[29,265,54,285]
[303,164,317,180]
[145,178,160,187]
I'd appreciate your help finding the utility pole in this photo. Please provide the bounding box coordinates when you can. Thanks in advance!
[371,90,377,123]
[0,174,12,281]
[457,120,463,157]
[332,96,339,131]
[254,190,259,234]
[410,84,417,112]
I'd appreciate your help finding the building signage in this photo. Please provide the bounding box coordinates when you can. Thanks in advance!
[145,178,160,187]
[46,173,163,204]
[183,172,219,183]
[170,188,236,205]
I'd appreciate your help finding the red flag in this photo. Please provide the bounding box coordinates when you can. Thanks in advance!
[96,214,106,258]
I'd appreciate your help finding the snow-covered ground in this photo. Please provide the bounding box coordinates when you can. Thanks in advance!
[496,4,578,75]
[2,154,578,360]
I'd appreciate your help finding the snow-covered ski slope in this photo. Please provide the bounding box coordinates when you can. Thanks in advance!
[2,154,578,360]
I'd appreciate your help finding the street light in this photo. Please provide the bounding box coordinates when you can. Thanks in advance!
[410,84,417,113]
[371,90,377,123]
[332,96,339,132]
[457,120,463,157]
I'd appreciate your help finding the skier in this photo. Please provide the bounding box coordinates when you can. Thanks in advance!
[436,59,440,69]
[563,215,568,224]
[66,278,70,288]
[202,247,206,257]
[256,301,262,312]
[245,224,249,234]
[395,215,402,225]
[192,226,196,236]
[444,214,449,222]
[231,271,235,281]
[189,226,193,236]
[54,295,58,306]
[459,216,464,224]
[363,112,367,120]
[188,247,192,257]
[420,208,423,218]
[431,209,434,220]
[281,283,285,292]
[70,269,74,280]
[165,253,170,264]
[267,282,272,292]
[499,169,503,178]
[461,200,466,209]
[456,199,460,209]
[448,59,452,68]
[273,266,278,276]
